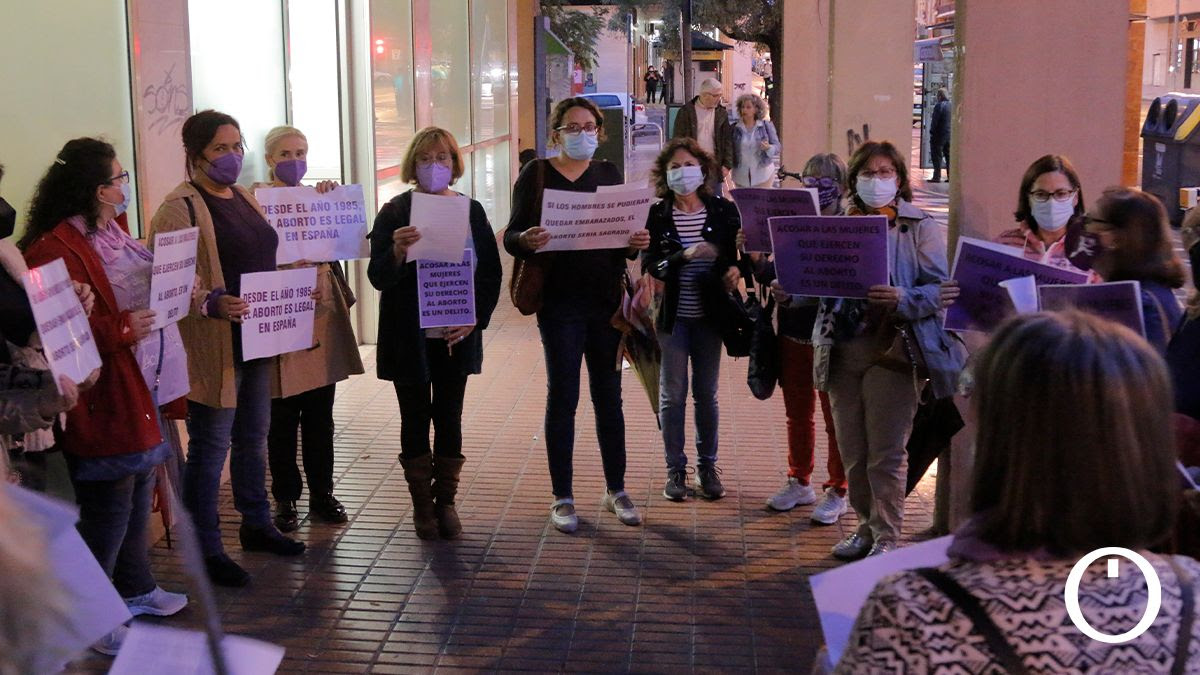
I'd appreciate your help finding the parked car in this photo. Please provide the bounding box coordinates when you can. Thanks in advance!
[579,92,646,126]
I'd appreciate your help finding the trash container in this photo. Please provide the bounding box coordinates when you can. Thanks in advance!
[1141,93,1200,227]
[594,107,626,176]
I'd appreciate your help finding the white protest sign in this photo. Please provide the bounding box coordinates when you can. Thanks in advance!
[24,258,102,389]
[239,268,317,360]
[418,248,476,329]
[810,536,952,664]
[149,227,199,330]
[255,184,369,264]
[538,186,654,252]
[110,623,286,675]
[7,485,133,674]
[408,192,471,264]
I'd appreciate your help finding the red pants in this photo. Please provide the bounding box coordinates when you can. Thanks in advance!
[779,338,847,494]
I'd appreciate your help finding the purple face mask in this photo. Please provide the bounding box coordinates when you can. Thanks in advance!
[817,184,841,210]
[204,152,243,185]
[416,162,453,193]
[274,159,307,187]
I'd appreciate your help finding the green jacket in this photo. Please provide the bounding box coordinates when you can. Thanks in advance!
[672,98,734,170]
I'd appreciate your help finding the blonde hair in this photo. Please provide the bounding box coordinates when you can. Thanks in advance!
[401,127,464,185]
[263,125,307,182]
[0,484,67,674]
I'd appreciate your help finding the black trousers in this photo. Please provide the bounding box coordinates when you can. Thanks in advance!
[267,383,336,502]
[393,339,469,460]
[931,138,950,181]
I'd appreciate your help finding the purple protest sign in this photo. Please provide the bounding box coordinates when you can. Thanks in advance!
[418,248,476,329]
[730,187,820,253]
[945,237,1089,332]
[1038,281,1145,337]
[768,215,889,299]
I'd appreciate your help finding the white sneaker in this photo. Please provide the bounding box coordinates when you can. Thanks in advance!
[125,586,188,617]
[766,477,817,511]
[550,498,578,533]
[810,487,848,525]
[91,623,129,656]
[603,490,642,526]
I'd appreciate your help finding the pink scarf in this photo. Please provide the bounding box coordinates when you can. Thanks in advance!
[68,216,153,264]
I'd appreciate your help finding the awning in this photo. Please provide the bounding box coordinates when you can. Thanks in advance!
[691,30,733,51]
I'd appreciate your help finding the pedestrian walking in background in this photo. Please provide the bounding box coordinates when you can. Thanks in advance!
[730,93,780,189]
[928,88,950,183]
[642,138,741,502]
[22,138,188,653]
[368,127,502,540]
[759,153,848,522]
[503,97,650,534]
[256,125,364,534]
[672,78,734,195]
[150,110,308,588]
[814,140,964,561]
[644,66,661,104]
[662,60,675,105]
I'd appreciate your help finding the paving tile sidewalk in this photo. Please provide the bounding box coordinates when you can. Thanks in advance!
[68,258,934,674]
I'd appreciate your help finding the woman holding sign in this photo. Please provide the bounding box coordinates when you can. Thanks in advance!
[256,125,364,533]
[996,154,1094,272]
[368,126,501,540]
[22,137,189,652]
[1084,187,1185,354]
[149,110,307,588]
[813,140,963,561]
[503,97,650,533]
[643,138,741,502]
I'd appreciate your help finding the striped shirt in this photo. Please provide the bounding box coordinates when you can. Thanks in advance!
[674,207,709,320]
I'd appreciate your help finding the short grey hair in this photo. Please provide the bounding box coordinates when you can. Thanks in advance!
[802,152,848,188]
[699,78,722,94]
[735,94,767,121]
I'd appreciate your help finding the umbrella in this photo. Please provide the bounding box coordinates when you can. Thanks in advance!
[613,271,663,428]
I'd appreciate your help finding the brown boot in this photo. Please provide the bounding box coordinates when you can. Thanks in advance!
[400,454,438,540]
[432,455,466,539]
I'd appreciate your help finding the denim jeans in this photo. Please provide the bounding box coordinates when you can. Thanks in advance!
[537,313,626,498]
[393,339,469,460]
[268,383,336,502]
[183,358,273,556]
[659,317,723,471]
[72,466,158,598]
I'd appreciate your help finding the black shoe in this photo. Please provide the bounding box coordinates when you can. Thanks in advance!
[273,500,299,533]
[310,494,348,524]
[697,464,725,500]
[929,177,942,183]
[204,553,250,587]
[663,467,689,501]
[239,523,306,556]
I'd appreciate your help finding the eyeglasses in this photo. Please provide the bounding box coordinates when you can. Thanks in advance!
[859,168,897,180]
[1029,188,1077,203]
[419,153,453,163]
[107,171,130,186]
[802,176,839,189]
[556,124,598,135]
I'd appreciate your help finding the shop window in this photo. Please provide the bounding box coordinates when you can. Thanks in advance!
[430,0,472,144]
[370,0,416,201]
[470,0,510,144]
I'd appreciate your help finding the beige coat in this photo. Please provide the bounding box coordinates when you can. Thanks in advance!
[270,261,363,398]
[148,181,245,408]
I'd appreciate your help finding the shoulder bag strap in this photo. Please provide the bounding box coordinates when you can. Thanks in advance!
[914,567,1028,674]
[184,195,197,229]
[1146,288,1178,344]
[1166,556,1196,675]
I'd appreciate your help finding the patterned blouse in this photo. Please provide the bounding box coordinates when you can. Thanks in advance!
[837,554,1200,673]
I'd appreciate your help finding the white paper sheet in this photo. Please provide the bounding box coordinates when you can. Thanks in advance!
[109,623,285,675]
[6,485,133,674]
[148,227,199,330]
[538,187,655,252]
[998,275,1039,314]
[239,268,318,360]
[24,258,103,390]
[809,536,952,665]
[407,192,471,264]
[256,184,370,265]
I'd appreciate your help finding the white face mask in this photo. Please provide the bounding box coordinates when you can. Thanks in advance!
[667,165,705,196]
[856,175,898,209]
[1031,194,1076,232]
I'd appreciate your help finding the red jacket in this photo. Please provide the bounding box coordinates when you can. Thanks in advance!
[23,220,161,458]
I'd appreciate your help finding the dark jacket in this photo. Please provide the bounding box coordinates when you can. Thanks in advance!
[367,191,502,384]
[930,99,951,142]
[641,194,741,334]
[23,221,162,459]
[672,98,735,170]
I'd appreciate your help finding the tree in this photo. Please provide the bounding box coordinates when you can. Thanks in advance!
[541,3,607,70]
[607,1,784,129]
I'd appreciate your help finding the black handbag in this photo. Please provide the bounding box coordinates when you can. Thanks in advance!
[747,293,778,400]
[705,258,756,357]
